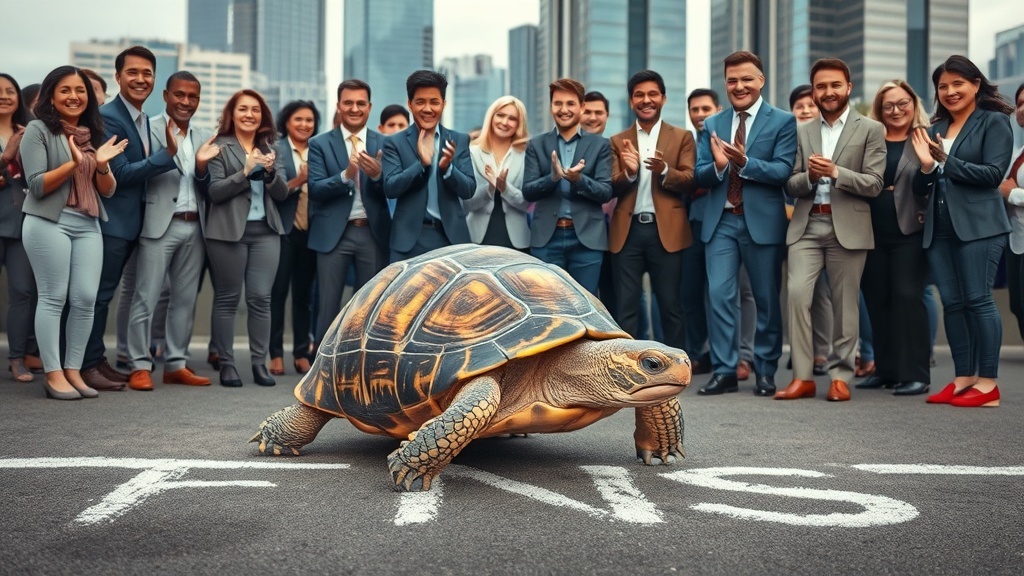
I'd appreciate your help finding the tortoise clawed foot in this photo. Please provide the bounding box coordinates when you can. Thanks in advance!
[251,430,302,457]
[387,448,434,492]
[636,444,685,466]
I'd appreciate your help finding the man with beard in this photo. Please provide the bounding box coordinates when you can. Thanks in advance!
[776,58,885,402]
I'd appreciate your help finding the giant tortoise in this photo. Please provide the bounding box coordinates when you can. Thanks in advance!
[252,244,690,491]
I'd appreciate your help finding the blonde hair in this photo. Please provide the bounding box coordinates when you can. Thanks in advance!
[869,80,930,132]
[473,96,529,153]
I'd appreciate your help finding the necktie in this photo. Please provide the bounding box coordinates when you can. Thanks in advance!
[294,148,308,231]
[1010,148,1024,187]
[726,111,748,207]
[426,132,440,219]
[136,114,149,156]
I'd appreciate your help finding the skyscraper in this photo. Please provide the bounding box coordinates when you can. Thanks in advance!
[538,0,687,133]
[509,24,543,137]
[990,24,1024,148]
[438,55,506,133]
[344,0,434,116]
[186,0,326,119]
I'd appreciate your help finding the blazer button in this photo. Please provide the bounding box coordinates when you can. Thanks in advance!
[172,198,178,202]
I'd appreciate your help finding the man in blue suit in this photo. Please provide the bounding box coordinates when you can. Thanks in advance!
[82,45,177,391]
[694,51,797,397]
[382,70,475,262]
[307,79,391,346]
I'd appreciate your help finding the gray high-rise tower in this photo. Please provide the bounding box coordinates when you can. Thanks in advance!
[344,0,434,118]
[509,24,542,136]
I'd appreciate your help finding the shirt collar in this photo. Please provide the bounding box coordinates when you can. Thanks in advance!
[735,96,764,121]
[636,118,663,137]
[820,106,852,129]
[161,112,190,139]
[340,124,368,144]
[554,126,582,143]
[119,93,143,120]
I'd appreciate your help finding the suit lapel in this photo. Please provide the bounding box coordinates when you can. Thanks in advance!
[894,137,914,182]
[572,132,590,166]
[279,137,298,179]
[744,104,770,147]
[326,128,350,172]
[808,119,823,156]
[224,138,246,169]
[949,108,983,158]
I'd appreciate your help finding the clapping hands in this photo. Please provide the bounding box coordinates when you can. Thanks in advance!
[550,150,586,183]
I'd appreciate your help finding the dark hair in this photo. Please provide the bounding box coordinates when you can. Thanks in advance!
[275,100,321,139]
[21,84,41,118]
[810,58,851,84]
[80,69,107,93]
[1014,81,1024,104]
[549,78,585,103]
[583,91,609,112]
[33,66,104,147]
[930,55,1014,122]
[627,70,666,96]
[337,79,371,102]
[166,71,200,91]
[0,73,31,127]
[688,88,719,107]
[217,89,276,150]
[789,84,813,109]
[115,46,157,74]
[723,51,763,74]
[379,104,409,125]
[406,70,447,101]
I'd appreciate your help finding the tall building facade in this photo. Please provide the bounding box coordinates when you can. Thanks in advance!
[538,0,687,133]
[438,55,506,133]
[709,0,968,106]
[509,24,543,137]
[344,0,434,118]
[990,24,1024,148]
[70,38,251,132]
[187,0,326,120]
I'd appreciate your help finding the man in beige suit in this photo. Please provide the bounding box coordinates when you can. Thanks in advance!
[777,58,885,402]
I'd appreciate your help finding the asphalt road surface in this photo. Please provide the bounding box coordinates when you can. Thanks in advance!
[1,344,1021,575]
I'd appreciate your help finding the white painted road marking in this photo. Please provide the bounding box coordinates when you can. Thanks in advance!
[854,464,1024,475]
[580,465,663,524]
[661,467,920,528]
[395,478,444,526]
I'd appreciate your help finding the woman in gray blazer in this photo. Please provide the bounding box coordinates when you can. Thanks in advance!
[204,89,289,388]
[912,55,1015,408]
[466,96,531,250]
[20,66,126,400]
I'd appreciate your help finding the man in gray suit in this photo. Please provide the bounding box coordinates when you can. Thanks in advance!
[126,71,220,389]
[778,58,886,402]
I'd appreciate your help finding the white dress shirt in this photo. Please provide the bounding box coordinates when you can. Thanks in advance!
[812,105,851,205]
[164,113,199,214]
[340,125,368,220]
[627,119,665,215]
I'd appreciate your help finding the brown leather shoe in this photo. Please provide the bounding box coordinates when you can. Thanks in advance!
[128,370,154,391]
[774,379,816,400]
[97,358,130,383]
[294,357,312,374]
[269,357,285,375]
[81,366,126,391]
[827,379,851,402]
[163,367,212,386]
[23,354,44,373]
[736,359,751,381]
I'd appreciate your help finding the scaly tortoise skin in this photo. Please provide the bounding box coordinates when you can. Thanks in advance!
[252,244,691,491]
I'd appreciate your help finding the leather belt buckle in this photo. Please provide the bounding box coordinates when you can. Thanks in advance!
[172,211,200,222]
[349,218,369,227]
[423,217,442,228]
[635,212,655,224]
[810,203,832,215]
[555,218,574,228]
[724,205,743,215]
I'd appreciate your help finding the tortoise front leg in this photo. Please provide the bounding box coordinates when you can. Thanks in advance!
[387,376,501,491]
[251,403,334,456]
[634,397,684,465]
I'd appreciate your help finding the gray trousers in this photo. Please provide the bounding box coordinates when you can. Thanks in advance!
[205,220,280,368]
[315,225,385,345]
[1,236,36,358]
[22,211,102,372]
[128,219,205,372]
[117,252,169,359]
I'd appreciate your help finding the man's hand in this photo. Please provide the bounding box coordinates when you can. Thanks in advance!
[438,139,456,171]
[344,149,359,181]
[356,150,383,179]
[563,159,586,183]
[644,150,666,176]
[417,129,435,166]
[1000,177,1017,199]
[807,153,838,182]
[550,150,564,182]
[620,139,640,177]
[164,121,179,157]
[719,138,747,168]
[195,136,221,164]
[710,133,729,172]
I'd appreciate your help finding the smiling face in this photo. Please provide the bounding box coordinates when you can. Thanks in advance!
[163,79,201,127]
[378,113,409,135]
[811,68,852,120]
[937,71,979,118]
[581,100,608,134]
[550,89,582,132]
[880,86,915,135]
[791,95,819,123]
[337,87,371,133]
[232,94,262,138]
[630,80,665,125]
[1016,89,1024,129]
[409,87,444,131]
[115,55,155,110]
[286,106,316,144]
[490,103,520,142]
[688,95,719,132]
[0,77,18,119]
[724,62,764,112]
[52,73,89,123]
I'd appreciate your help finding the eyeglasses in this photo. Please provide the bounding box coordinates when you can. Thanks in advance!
[881,99,913,113]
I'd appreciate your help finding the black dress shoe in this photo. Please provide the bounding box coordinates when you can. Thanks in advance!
[698,373,738,395]
[754,375,776,396]
[893,381,930,396]
[219,365,242,388]
[855,375,897,389]
[252,364,276,387]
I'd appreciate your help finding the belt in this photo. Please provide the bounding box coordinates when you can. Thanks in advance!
[634,212,655,224]
[423,216,442,228]
[810,203,832,215]
[555,218,574,228]
[172,211,200,222]
[883,185,895,192]
[724,205,744,215]
[349,218,369,227]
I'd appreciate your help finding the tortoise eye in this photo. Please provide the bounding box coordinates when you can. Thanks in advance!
[641,356,664,373]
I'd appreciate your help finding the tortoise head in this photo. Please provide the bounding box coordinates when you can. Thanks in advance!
[545,339,691,408]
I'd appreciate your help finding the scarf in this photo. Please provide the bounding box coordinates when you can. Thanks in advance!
[60,120,100,218]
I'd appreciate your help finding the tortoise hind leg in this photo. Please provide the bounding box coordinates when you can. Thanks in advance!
[251,403,334,456]
[387,376,501,491]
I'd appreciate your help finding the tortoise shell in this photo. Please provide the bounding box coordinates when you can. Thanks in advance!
[295,244,628,438]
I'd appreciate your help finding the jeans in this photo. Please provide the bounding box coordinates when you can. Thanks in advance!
[531,227,603,296]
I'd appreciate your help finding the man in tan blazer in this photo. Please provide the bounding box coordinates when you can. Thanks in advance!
[778,58,886,402]
[609,70,696,348]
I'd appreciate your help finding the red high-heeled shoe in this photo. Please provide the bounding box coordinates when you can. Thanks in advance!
[949,386,999,408]
[926,383,961,404]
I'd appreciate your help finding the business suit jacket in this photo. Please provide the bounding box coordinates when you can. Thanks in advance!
[100,96,176,240]
[0,133,27,238]
[609,121,696,254]
[785,109,886,249]
[913,108,1013,248]
[382,124,475,253]
[273,137,302,236]
[20,119,112,223]
[204,135,289,242]
[307,127,391,254]
[142,116,213,239]
[887,139,929,236]
[695,103,797,245]
[523,129,613,250]
[466,144,530,249]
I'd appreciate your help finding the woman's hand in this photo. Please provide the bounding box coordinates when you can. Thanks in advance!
[911,127,936,173]
[95,135,127,164]
[68,138,84,167]
[244,149,263,175]
[0,127,24,164]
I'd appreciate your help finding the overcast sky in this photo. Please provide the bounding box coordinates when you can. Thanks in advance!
[3,0,1020,96]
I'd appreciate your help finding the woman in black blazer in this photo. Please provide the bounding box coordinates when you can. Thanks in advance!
[911,55,1014,408]
[205,89,289,388]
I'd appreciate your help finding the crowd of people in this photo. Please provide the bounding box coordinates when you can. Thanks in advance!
[2,45,1023,410]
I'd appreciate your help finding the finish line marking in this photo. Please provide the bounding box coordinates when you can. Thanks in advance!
[853,464,1024,475]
